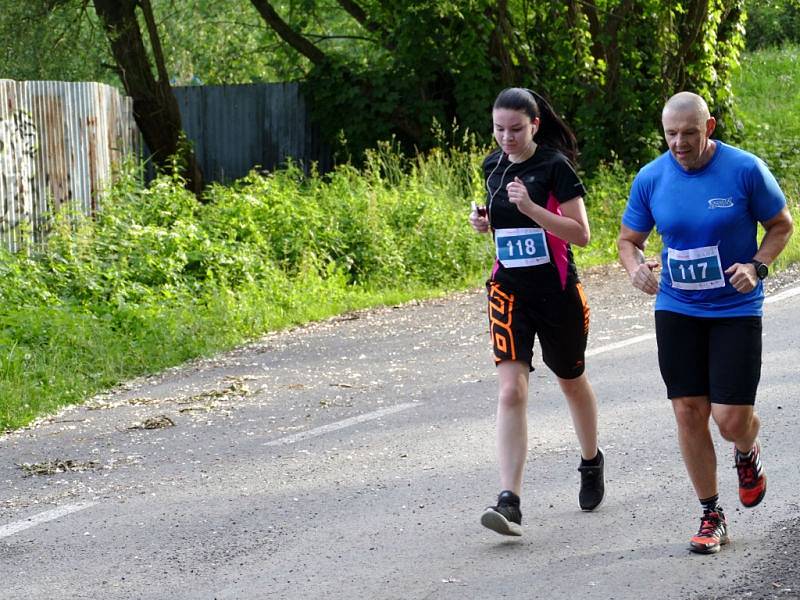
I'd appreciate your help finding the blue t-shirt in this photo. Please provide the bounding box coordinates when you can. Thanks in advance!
[622,141,786,317]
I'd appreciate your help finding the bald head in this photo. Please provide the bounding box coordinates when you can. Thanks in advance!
[662,92,711,122]
[661,92,717,171]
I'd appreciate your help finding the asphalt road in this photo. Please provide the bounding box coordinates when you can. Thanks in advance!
[1,265,799,600]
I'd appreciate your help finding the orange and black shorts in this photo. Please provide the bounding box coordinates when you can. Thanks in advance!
[487,280,590,379]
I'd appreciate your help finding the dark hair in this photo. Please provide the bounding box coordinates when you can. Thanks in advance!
[492,87,579,166]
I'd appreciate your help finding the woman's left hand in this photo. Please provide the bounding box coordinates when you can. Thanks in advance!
[506,177,532,211]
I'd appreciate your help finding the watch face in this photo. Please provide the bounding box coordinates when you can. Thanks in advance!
[755,262,768,279]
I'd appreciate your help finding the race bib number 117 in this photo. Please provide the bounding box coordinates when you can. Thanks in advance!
[667,245,725,290]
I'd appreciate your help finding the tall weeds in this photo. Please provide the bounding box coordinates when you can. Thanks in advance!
[0,144,493,429]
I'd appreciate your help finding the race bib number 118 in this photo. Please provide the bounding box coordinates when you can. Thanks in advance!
[495,227,550,268]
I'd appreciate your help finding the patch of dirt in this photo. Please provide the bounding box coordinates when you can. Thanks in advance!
[127,415,175,430]
[17,459,100,477]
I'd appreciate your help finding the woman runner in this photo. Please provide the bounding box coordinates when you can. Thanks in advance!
[470,88,605,536]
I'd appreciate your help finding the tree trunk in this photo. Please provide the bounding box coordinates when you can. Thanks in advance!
[663,0,711,92]
[92,0,204,195]
[487,0,517,88]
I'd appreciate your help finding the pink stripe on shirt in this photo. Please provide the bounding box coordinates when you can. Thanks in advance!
[545,193,569,290]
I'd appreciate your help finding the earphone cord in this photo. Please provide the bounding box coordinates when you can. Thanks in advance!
[485,153,512,218]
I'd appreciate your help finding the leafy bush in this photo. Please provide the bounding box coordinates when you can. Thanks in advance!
[0,145,492,429]
[745,0,800,49]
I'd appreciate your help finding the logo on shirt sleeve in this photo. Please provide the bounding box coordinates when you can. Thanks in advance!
[708,197,734,209]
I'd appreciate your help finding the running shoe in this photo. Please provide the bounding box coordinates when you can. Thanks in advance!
[480,490,522,536]
[689,508,729,554]
[578,448,605,511]
[735,441,767,508]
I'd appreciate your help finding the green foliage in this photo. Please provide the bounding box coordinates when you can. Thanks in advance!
[744,0,800,49]
[732,45,800,180]
[0,0,113,83]
[5,1,748,175]
[305,1,506,161]
[149,0,348,85]
[307,1,748,172]
[0,143,491,429]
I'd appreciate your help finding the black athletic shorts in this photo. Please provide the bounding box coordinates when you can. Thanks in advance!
[654,310,762,405]
[487,280,589,379]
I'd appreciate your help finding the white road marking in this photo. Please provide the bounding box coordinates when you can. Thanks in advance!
[0,502,96,540]
[6,285,799,537]
[263,402,420,447]
[765,285,800,304]
[584,284,800,356]
[586,333,656,357]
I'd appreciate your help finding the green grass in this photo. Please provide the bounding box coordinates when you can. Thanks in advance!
[0,279,472,428]
[1,46,799,431]
[734,45,800,141]
[733,44,800,267]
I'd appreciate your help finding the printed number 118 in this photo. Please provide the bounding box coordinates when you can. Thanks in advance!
[507,239,536,256]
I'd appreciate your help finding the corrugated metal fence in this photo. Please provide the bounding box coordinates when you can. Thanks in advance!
[173,82,331,183]
[0,80,139,251]
[1,81,329,250]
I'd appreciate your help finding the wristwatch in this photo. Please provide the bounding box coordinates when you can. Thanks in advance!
[750,259,769,280]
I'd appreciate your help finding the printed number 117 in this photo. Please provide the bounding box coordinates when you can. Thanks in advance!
[678,261,707,280]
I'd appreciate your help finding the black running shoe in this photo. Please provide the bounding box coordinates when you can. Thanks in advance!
[689,507,729,554]
[480,490,522,536]
[578,448,605,511]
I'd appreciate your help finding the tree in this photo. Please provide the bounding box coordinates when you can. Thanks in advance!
[0,0,112,84]
[246,0,746,170]
[5,1,748,174]
[92,0,204,194]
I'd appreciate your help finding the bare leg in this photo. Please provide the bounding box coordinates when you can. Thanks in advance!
[672,396,717,499]
[711,404,760,453]
[558,372,599,460]
[495,361,530,495]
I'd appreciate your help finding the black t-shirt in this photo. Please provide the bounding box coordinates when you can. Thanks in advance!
[482,145,587,295]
